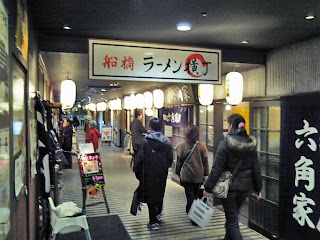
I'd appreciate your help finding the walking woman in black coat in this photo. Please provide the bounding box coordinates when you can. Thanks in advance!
[134,118,173,231]
[62,119,73,168]
[203,114,262,240]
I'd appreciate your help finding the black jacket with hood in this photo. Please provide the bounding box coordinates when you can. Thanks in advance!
[204,132,262,194]
[135,131,173,203]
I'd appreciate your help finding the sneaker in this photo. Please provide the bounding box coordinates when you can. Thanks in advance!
[147,223,159,231]
[156,214,162,223]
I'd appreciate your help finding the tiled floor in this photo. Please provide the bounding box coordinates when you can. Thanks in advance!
[59,130,268,240]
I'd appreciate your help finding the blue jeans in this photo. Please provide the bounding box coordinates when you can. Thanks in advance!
[221,191,248,240]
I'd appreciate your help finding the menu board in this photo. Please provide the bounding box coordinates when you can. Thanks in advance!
[78,153,105,187]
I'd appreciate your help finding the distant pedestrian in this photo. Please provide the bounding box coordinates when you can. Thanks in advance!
[62,119,73,168]
[84,115,92,133]
[72,115,79,130]
[203,114,262,240]
[134,118,173,231]
[130,110,147,162]
[175,124,209,225]
[85,120,101,152]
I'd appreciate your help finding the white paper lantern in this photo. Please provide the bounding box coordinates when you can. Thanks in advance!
[226,71,243,105]
[153,89,164,109]
[124,96,131,110]
[115,98,122,110]
[198,84,214,106]
[88,103,96,112]
[136,93,145,109]
[60,80,76,109]
[129,94,137,109]
[97,102,107,111]
[145,108,154,116]
[144,91,153,109]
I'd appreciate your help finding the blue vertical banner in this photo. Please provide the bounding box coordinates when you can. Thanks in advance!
[280,92,320,239]
[159,107,188,128]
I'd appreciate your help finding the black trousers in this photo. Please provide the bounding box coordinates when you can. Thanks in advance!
[181,181,201,213]
[147,200,163,224]
[221,191,247,240]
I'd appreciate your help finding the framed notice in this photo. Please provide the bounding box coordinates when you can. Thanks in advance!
[89,39,221,84]
[78,153,105,188]
[101,126,112,142]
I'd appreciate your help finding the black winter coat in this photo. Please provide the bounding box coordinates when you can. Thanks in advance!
[135,131,173,203]
[130,119,147,150]
[62,125,73,151]
[204,132,262,194]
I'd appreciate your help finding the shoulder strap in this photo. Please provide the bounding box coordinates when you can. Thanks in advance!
[181,141,198,170]
[229,160,242,183]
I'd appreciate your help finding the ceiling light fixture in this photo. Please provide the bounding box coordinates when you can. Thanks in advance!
[177,23,192,31]
[202,12,208,17]
[101,89,106,92]
[305,15,315,20]
[63,25,71,30]
[241,41,249,44]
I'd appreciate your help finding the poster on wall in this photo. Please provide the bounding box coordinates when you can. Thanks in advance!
[0,128,10,240]
[159,107,188,128]
[279,92,320,239]
[15,0,28,61]
[14,154,25,197]
[89,39,221,84]
[101,126,112,142]
[0,2,9,239]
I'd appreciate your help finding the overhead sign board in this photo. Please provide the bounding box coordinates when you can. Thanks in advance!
[89,39,221,84]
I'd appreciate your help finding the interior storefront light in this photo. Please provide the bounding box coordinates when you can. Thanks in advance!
[225,104,232,111]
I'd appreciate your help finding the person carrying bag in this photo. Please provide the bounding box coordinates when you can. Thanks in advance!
[176,124,209,226]
[203,114,262,240]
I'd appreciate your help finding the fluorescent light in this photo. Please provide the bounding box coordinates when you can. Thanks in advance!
[101,89,106,92]
[305,15,315,20]
[241,40,249,44]
[144,52,154,55]
[63,25,71,30]
[177,23,191,31]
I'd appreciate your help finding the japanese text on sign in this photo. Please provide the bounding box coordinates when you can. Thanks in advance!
[293,119,318,229]
[89,39,221,84]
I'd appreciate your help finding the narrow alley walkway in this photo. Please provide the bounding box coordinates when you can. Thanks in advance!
[59,130,268,240]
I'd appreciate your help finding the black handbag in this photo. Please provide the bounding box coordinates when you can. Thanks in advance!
[130,187,141,216]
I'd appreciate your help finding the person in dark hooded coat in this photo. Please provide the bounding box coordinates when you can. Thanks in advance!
[134,118,173,231]
[203,114,262,240]
[62,119,73,168]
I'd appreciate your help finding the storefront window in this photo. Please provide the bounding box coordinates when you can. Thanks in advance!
[251,102,280,204]
[199,105,214,151]
[0,1,10,234]
[223,102,250,134]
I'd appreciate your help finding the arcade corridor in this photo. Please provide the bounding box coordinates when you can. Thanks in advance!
[57,130,268,240]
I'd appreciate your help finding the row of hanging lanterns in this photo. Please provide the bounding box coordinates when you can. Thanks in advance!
[79,70,243,111]
[113,89,164,111]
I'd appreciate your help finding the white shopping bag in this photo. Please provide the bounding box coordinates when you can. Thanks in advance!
[188,198,214,228]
